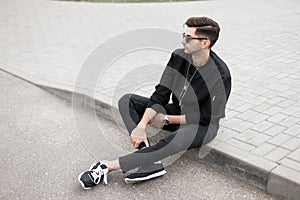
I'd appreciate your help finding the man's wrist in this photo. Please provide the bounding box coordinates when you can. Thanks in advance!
[166,115,186,125]
[137,122,147,129]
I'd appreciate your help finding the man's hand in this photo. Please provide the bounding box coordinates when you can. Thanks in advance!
[150,113,165,130]
[130,126,150,149]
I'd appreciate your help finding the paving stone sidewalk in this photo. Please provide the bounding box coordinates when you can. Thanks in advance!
[1,0,300,199]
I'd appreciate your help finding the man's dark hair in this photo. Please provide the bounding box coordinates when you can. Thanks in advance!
[185,17,220,48]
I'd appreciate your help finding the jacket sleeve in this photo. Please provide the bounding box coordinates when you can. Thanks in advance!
[147,53,176,113]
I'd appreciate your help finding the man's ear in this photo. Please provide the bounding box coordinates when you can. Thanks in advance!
[203,39,211,49]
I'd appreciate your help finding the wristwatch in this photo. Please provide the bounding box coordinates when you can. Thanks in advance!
[163,115,169,126]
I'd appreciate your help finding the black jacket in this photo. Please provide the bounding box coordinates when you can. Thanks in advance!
[147,48,231,125]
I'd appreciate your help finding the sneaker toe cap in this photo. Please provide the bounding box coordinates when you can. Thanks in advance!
[78,171,95,188]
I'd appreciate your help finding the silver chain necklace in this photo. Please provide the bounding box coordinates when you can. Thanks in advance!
[179,64,198,108]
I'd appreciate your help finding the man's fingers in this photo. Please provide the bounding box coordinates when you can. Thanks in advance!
[134,142,140,149]
[131,139,139,149]
[131,135,149,148]
[144,139,150,147]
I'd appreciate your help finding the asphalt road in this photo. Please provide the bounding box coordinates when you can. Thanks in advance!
[0,70,280,200]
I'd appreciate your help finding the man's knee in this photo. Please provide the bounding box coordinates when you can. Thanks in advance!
[118,93,132,110]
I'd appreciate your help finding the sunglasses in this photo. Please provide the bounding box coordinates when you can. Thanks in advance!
[182,33,208,43]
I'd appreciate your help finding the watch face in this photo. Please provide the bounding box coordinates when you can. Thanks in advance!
[163,115,169,126]
[163,119,169,125]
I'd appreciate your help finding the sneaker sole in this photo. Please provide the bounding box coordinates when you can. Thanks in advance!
[124,169,166,184]
[78,172,92,190]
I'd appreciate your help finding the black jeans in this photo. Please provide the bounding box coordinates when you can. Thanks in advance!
[118,94,219,172]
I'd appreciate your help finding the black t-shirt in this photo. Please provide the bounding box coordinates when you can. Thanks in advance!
[147,48,231,125]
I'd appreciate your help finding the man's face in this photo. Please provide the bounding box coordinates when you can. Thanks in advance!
[181,26,207,54]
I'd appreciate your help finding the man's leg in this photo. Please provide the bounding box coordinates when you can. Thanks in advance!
[79,94,217,187]
[118,93,149,134]
[119,123,219,173]
[117,93,183,183]
[118,93,181,134]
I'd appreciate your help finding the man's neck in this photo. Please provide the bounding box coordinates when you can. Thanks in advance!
[192,50,210,67]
